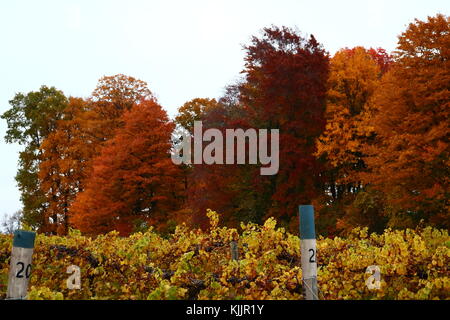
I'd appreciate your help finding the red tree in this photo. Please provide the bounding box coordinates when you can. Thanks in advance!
[70,99,183,235]
[240,27,329,227]
[181,26,329,231]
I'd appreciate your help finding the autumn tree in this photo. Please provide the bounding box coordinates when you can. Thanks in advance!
[1,86,68,230]
[182,26,329,231]
[171,98,221,225]
[175,98,219,133]
[360,14,449,228]
[314,47,392,234]
[240,26,329,228]
[38,98,99,234]
[92,74,154,117]
[367,48,393,74]
[38,75,154,234]
[70,99,184,235]
[180,99,248,228]
[89,74,155,141]
[317,47,392,184]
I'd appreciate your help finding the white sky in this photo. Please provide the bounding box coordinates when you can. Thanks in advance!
[0,0,449,217]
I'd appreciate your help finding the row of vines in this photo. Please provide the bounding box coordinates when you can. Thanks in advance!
[1,210,449,300]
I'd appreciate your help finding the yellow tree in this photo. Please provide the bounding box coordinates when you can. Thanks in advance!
[175,98,219,133]
[317,47,388,183]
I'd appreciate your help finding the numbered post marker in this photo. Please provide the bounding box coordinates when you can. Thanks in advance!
[299,205,319,300]
[6,230,36,300]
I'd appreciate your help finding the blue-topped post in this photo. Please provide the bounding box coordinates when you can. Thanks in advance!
[299,205,319,300]
[6,230,36,299]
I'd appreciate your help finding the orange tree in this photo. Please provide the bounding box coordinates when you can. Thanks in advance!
[69,99,184,235]
[360,14,449,228]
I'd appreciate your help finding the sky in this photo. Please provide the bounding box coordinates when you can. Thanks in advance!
[0,0,449,220]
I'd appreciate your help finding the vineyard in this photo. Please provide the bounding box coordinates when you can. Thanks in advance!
[1,210,449,300]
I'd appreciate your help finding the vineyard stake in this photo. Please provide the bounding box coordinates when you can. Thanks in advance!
[6,230,36,300]
[299,205,319,300]
[230,241,239,261]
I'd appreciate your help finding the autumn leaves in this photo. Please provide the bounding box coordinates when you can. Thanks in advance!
[316,15,449,233]
[70,99,182,235]
[2,14,448,237]
[2,76,181,235]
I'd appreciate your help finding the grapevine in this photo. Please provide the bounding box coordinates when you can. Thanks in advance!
[0,210,448,300]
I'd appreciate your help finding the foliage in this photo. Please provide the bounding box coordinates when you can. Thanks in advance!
[183,26,329,230]
[175,98,220,133]
[1,86,68,230]
[359,14,450,229]
[314,15,448,234]
[313,47,388,234]
[69,99,184,235]
[0,211,448,300]
[91,74,154,116]
[38,98,96,235]
[37,75,156,235]
[1,15,448,243]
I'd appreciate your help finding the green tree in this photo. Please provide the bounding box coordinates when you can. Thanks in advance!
[1,86,68,230]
